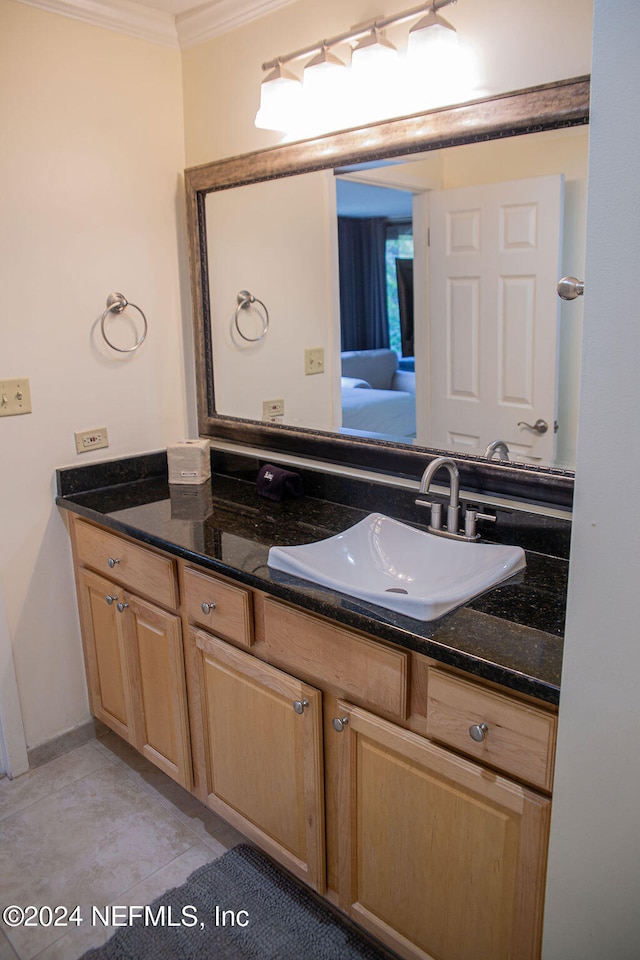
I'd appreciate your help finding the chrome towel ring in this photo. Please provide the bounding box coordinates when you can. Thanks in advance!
[100,292,148,353]
[235,290,269,342]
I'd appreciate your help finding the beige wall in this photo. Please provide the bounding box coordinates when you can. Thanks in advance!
[0,0,188,748]
[182,0,593,166]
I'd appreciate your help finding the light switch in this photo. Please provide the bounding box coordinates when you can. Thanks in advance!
[304,348,325,375]
[0,378,32,417]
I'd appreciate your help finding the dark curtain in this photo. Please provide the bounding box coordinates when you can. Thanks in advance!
[338,217,389,352]
[395,258,414,357]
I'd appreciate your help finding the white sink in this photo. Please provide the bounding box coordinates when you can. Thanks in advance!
[268,512,526,621]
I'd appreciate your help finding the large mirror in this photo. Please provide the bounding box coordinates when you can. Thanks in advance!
[186,77,589,507]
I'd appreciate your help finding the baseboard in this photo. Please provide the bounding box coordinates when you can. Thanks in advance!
[27,718,108,769]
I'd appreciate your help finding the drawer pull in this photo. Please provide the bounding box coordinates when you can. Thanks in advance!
[292,699,309,715]
[105,594,118,605]
[107,557,120,568]
[469,722,489,742]
[332,716,349,733]
[116,601,129,613]
[201,601,217,615]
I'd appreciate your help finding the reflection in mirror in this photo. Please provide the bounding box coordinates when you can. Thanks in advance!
[206,124,587,470]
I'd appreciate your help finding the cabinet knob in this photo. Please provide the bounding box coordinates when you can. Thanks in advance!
[105,594,118,605]
[332,716,349,733]
[201,601,217,615]
[469,722,489,742]
[292,699,309,715]
[116,601,129,613]
[108,557,120,568]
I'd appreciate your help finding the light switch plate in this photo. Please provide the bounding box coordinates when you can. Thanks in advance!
[0,378,32,417]
[304,348,325,375]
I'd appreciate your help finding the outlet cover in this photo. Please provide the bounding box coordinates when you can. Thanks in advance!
[304,348,325,375]
[75,427,109,454]
[262,398,285,421]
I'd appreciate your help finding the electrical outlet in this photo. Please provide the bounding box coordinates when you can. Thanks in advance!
[75,427,109,454]
[304,348,325,375]
[262,398,285,422]
[0,378,32,417]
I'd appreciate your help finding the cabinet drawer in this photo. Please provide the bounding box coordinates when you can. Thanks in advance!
[74,520,178,609]
[263,598,408,721]
[183,567,253,647]
[426,669,557,791]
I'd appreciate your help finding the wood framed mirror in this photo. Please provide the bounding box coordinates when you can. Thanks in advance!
[185,76,589,508]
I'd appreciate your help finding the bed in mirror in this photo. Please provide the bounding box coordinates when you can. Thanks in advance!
[185,76,589,507]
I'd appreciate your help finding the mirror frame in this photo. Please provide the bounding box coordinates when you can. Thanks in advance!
[185,76,589,509]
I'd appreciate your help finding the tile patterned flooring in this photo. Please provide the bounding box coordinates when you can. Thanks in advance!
[0,733,247,960]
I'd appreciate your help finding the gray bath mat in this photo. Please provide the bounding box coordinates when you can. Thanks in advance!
[80,843,397,960]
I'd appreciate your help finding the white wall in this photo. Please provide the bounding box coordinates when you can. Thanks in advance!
[0,0,188,748]
[542,0,640,955]
[206,171,340,430]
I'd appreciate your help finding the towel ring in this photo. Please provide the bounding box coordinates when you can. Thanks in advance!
[234,290,269,342]
[100,292,148,353]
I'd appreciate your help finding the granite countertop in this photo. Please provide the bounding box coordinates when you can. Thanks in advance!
[56,453,568,705]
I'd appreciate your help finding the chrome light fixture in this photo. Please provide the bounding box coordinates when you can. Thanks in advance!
[351,26,398,68]
[302,43,348,93]
[407,4,458,57]
[254,0,465,135]
[255,61,302,131]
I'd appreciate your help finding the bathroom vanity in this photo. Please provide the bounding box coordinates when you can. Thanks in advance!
[57,450,567,960]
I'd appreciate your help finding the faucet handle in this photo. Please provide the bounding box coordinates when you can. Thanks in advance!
[415,499,443,530]
[464,507,497,540]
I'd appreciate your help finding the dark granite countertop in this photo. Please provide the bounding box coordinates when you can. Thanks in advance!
[56,451,568,705]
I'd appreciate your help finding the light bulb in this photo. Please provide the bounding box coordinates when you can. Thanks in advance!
[254,63,302,131]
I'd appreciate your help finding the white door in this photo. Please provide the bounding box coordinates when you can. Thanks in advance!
[428,175,564,463]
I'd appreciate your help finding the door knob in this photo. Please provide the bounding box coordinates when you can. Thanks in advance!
[105,594,118,605]
[517,418,549,434]
[201,602,217,615]
[116,601,129,613]
[292,699,309,715]
[557,276,584,300]
[107,557,120,568]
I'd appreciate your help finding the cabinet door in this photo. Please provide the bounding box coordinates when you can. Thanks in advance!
[76,569,133,742]
[194,629,325,892]
[124,596,192,790]
[334,702,551,960]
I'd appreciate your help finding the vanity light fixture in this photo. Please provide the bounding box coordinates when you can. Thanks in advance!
[255,61,302,131]
[254,0,466,136]
[407,4,458,57]
[351,26,398,68]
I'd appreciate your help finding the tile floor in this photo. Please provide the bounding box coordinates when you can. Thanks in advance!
[0,732,247,960]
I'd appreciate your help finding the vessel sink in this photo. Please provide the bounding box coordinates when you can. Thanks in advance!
[268,512,526,621]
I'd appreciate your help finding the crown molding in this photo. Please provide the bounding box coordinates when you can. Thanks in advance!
[15,0,298,48]
[176,0,297,49]
[17,0,179,46]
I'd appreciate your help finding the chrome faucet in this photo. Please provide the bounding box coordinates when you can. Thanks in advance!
[416,457,460,536]
[484,439,510,461]
[416,456,497,541]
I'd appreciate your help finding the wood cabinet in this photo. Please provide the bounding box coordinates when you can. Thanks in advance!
[191,628,325,891]
[68,514,557,960]
[334,701,551,960]
[73,521,191,789]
